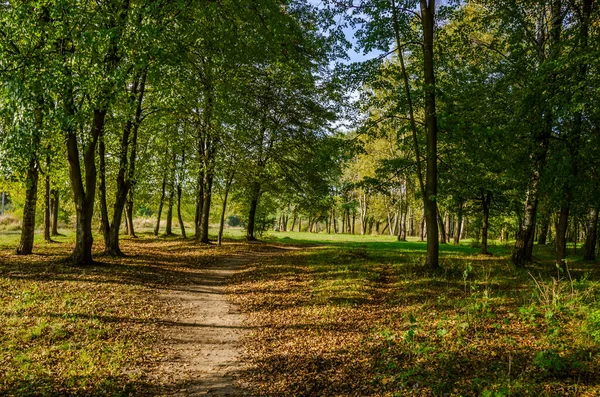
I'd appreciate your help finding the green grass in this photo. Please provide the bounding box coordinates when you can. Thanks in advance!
[2,226,599,396]
[232,231,600,396]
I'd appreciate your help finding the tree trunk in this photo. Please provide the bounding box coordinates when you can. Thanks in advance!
[420,210,425,241]
[291,214,297,232]
[583,207,598,261]
[247,182,261,241]
[454,201,463,245]
[445,212,451,242]
[166,186,174,236]
[98,132,112,252]
[481,191,492,255]
[154,176,167,236]
[125,188,136,237]
[217,170,234,246]
[17,103,43,255]
[43,160,51,242]
[195,173,204,239]
[512,0,562,268]
[16,157,39,255]
[401,205,408,240]
[199,172,213,243]
[420,0,440,269]
[67,110,106,265]
[50,189,59,236]
[437,208,447,244]
[105,70,146,256]
[177,183,186,239]
[556,206,569,269]
[538,215,549,244]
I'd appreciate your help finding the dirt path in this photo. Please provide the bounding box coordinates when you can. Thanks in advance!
[150,247,291,396]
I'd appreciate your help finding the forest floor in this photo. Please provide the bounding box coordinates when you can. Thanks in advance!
[1,230,600,396]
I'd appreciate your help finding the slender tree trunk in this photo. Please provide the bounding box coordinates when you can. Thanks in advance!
[538,214,549,244]
[177,183,186,239]
[420,0,440,269]
[125,188,136,237]
[454,201,463,245]
[333,208,338,233]
[195,173,204,239]
[199,173,213,243]
[98,133,111,252]
[481,191,492,255]
[291,213,297,231]
[217,170,235,246]
[512,0,562,268]
[105,70,146,256]
[556,206,569,268]
[401,204,408,240]
[166,186,174,236]
[247,182,261,241]
[43,156,51,242]
[420,210,425,241]
[584,207,598,261]
[437,208,447,244]
[50,189,59,236]
[154,175,166,236]
[124,211,130,235]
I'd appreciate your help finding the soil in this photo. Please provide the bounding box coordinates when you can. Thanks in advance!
[149,246,293,396]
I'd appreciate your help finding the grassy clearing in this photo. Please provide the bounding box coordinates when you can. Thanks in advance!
[232,232,600,396]
[0,229,266,396]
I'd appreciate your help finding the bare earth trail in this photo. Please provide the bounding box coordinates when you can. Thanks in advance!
[148,245,297,396]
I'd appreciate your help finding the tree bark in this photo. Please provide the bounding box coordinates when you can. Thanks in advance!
[512,0,562,268]
[166,185,174,236]
[105,69,146,255]
[17,102,43,255]
[437,208,447,244]
[50,189,59,236]
[420,0,440,269]
[177,183,186,239]
[16,154,39,255]
[154,175,167,236]
[43,155,51,242]
[454,201,463,245]
[584,207,598,260]
[199,172,213,243]
[481,191,492,255]
[125,188,136,237]
[217,170,235,246]
[247,182,261,241]
[538,214,549,244]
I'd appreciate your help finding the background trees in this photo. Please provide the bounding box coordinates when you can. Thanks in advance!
[0,0,598,268]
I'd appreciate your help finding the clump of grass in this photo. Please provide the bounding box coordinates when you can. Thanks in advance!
[0,213,21,231]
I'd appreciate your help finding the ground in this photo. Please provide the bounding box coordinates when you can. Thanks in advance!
[0,230,599,396]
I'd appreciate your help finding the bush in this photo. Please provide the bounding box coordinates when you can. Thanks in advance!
[136,205,153,217]
[227,215,243,227]
[586,309,600,343]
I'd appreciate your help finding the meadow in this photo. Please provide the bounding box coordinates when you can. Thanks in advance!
[0,228,599,396]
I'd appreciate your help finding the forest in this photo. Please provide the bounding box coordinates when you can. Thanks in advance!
[1,0,599,396]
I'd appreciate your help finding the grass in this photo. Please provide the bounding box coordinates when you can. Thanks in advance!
[0,227,270,396]
[1,226,599,396]
[231,231,600,396]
